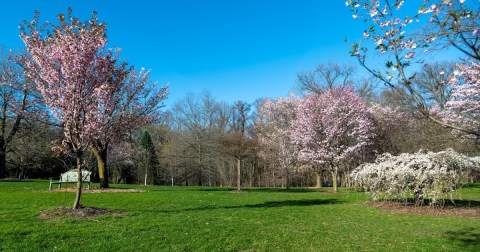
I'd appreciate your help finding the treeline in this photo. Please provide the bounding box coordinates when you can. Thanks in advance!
[5,62,478,188]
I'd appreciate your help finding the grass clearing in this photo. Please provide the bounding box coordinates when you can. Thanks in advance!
[1,180,479,251]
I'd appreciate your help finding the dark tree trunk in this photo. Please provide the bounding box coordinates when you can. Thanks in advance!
[0,148,6,179]
[100,147,109,188]
[92,148,109,188]
[93,147,109,188]
[0,138,6,178]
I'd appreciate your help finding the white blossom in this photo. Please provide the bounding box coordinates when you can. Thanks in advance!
[351,149,479,206]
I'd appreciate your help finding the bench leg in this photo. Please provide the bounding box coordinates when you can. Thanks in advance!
[49,182,52,191]
[88,182,91,190]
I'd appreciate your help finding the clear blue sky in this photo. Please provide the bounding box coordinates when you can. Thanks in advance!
[0,0,434,108]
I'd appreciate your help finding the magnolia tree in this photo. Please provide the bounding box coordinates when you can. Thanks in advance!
[256,95,299,189]
[21,10,121,209]
[291,88,376,192]
[346,0,480,138]
[351,149,480,206]
[443,61,480,139]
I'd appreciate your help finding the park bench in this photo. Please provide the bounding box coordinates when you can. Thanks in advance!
[49,170,92,190]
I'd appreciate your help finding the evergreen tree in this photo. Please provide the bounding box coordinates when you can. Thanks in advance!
[139,131,160,185]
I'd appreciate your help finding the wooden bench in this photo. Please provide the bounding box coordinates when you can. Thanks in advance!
[49,170,92,190]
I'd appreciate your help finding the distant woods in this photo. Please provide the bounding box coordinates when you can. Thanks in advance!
[1,1,479,190]
[1,55,479,188]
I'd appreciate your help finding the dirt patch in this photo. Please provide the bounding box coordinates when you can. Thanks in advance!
[47,188,145,193]
[39,206,122,221]
[363,201,480,218]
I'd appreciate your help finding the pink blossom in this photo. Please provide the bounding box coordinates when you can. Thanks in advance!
[291,88,376,166]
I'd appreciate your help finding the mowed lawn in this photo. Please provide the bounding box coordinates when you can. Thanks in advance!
[1,180,479,251]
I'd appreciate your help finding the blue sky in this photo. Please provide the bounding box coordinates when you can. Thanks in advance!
[0,0,439,108]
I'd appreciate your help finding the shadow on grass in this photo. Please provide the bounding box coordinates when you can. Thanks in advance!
[186,187,327,193]
[152,198,342,213]
[244,188,326,193]
[463,183,480,189]
[0,179,32,182]
[239,198,340,208]
[382,198,480,208]
[445,227,480,249]
[447,199,480,208]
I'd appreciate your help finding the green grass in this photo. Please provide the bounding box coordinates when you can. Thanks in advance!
[1,180,479,251]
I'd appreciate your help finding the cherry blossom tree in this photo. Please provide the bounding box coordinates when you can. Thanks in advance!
[291,88,376,192]
[21,10,118,209]
[256,95,299,190]
[91,61,167,188]
[346,0,480,137]
[21,10,168,191]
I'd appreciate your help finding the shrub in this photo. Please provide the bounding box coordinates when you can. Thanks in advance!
[351,149,479,206]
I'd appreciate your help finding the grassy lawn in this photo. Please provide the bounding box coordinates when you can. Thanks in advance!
[1,180,479,251]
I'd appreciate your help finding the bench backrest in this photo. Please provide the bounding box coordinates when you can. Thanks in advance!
[60,170,92,182]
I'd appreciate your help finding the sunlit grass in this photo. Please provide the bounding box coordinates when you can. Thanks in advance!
[1,180,479,251]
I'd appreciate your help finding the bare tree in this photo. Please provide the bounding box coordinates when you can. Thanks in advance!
[296,61,377,99]
[296,62,356,94]
[0,48,41,178]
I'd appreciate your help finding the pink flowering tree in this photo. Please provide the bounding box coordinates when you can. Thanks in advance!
[20,10,118,209]
[256,95,299,190]
[21,10,168,191]
[346,0,480,137]
[91,61,168,188]
[291,88,376,192]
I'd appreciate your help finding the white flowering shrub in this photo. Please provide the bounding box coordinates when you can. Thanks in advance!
[351,149,480,206]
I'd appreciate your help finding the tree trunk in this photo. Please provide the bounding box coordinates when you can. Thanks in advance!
[331,169,338,193]
[92,147,109,188]
[0,148,6,179]
[73,156,83,209]
[284,163,290,190]
[315,172,322,188]
[184,167,188,186]
[272,169,276,188]
[343,171,351,187]
[144,165,148,186]
[236,158,241,191]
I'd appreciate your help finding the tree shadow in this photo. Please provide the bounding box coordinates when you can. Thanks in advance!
[239,198,340,208]
[190,187,326,193]
[444,227,480,249]
[446,199,480,208]
[463,183,480,189]
[244,188,326,193]
[0,179,32,182]
[150,198,342,213]
[383,198,480,208]
[189,187,233,192]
